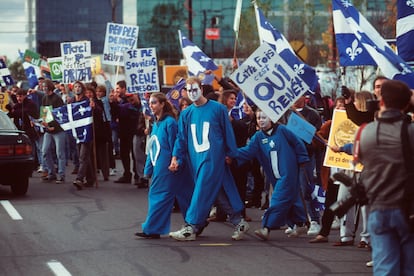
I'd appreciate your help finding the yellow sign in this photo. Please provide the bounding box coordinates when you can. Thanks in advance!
[91,56,102,77]
[323,109,363,172]
[163,65,223,90]
[0,92,10,112]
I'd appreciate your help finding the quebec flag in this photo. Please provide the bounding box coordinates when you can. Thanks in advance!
[254,4,319,93]
[178,30,218,84]
[333,0,414,88]
[23,63,38,89]
[397,0,414,63]
[0,59,14,86]
[138,94,154,118]
[52,100,93,143]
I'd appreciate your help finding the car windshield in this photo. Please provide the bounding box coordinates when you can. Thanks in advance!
[0,111,17,130]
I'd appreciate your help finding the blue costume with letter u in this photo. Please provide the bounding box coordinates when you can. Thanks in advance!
[173,100,243,228]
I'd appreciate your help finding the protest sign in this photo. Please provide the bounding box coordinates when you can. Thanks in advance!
[324,109,363,171]
[91,56,101,77]
[230,43,310,123]
[60,41,92,84]
[124,48,159,93]
[103,22,139,66]
[24,49,50,75]
[286,112,316,144]
[0,92,9,112]
[40,105,54,123]
[47,57,63,82]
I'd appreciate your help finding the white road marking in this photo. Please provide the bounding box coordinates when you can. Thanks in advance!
[0,200,23,220]
[47,260,72,276]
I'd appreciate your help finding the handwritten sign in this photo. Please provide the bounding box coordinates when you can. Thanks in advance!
[231,43,309,123]
[60,41,92,84]
[124,48,159,93]
[24,49,50,74]
[103,22,139,66]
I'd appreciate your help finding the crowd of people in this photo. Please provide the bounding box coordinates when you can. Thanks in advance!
[4,71,414,275]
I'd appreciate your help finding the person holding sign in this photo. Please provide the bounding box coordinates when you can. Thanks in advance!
[41,79,66,184]
[234,109,309,241]
[168,76,249,241]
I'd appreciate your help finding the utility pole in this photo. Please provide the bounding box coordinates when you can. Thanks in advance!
[188,0,193,41]
[111,0,118,22]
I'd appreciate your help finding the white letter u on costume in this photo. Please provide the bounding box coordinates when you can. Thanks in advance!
[191,122,210,152]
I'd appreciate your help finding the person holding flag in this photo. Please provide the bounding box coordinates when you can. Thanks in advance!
[71,82,103,190]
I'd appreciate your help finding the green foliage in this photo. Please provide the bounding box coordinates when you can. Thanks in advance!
[8,61,26,82]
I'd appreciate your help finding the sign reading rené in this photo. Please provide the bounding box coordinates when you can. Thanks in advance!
[103,22,139,66]
[60,41,92,84]
[124,48,159,93]
[231,43,310,123]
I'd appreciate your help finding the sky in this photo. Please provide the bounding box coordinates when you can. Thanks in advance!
[0,0,136,63]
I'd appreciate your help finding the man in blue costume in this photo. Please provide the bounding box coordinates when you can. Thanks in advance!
[235,109,309,240]
[168,76,249,241]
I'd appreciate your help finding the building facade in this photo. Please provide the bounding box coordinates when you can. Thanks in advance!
[36,0,123,58]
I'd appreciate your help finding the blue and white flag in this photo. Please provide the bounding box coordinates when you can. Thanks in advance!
[138,94,154,119]
[52,100,93,143]
[23,63,38,89]
[166,78,186,111]
[255,4,319,93]
[178,30,218,84]
[230,91,246,120]
[0,59,14,86]
[333,0,414,88]
[397,0,414,63]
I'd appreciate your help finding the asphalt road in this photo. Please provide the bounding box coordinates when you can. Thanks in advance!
[0,161,373,276]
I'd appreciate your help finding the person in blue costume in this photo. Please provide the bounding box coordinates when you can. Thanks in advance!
[235,109,310,240]
[135,92,194,239]
[168,76,249,241]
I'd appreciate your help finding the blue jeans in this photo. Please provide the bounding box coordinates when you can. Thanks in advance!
[42,131,66,179]
[299,159,320,222]
[368,208,414,276]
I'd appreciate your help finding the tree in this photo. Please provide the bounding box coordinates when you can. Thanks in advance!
[8,61,26,82]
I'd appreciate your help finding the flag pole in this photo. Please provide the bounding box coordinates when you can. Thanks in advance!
[91,101,98,188]
[233,0,242,71]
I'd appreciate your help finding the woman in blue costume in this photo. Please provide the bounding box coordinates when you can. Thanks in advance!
[235,109,309,240]
[135,92,193,239]
[168,76,249,241]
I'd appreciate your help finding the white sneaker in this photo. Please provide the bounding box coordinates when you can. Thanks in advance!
[254,228,269,241]
[287,225,308,237]
[284,227,294,234]
[331,217,340,230]
[109,168,117,176]
[307,221,321,236]
[37,166,43,173]
[169,225,196,241]
[232,219,249,240]
[366,260,373,267]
